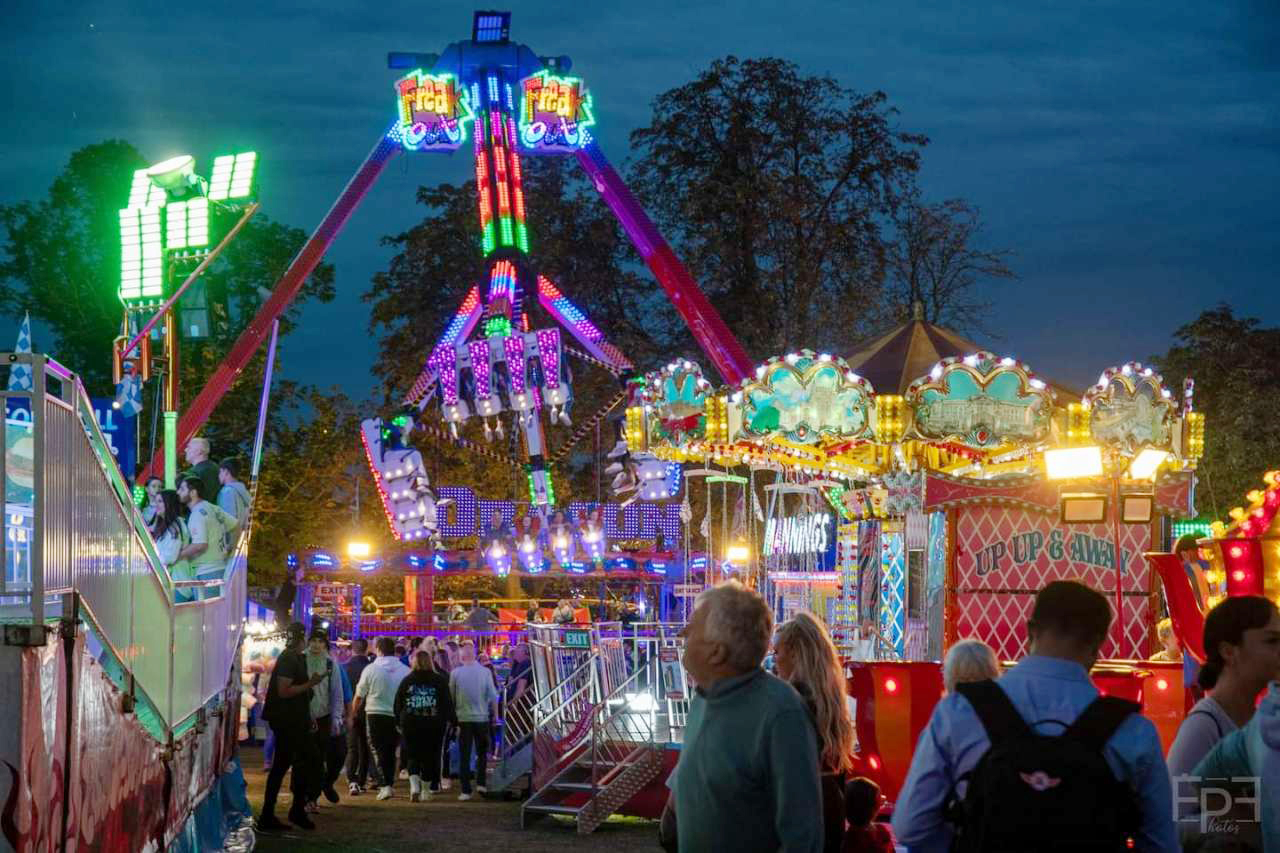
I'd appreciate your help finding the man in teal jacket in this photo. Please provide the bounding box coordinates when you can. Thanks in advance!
[670,580,823,852]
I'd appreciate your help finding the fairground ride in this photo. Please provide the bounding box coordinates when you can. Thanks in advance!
[135,11,753,546]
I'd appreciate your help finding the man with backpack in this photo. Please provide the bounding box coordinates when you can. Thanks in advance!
[892,580,1177,852]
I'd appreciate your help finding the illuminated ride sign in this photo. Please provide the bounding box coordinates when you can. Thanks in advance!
[394,70,474,151]
[518,70,595,152]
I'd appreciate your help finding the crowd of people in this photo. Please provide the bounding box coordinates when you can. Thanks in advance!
[256,614,535,831]
[249,572,1280,851]
[143,437,250,601]
[665,579,1279,853]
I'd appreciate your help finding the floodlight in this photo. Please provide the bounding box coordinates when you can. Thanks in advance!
[346,541,372,558]
[166,198,210,250]
[1128,447,1170,480]
[726,543,750,563]
[1060,493,1107,524]
[208,152,257,201]
[127,169,167,208]
[1121,495,1154,524]
[1044,446,1103,480]
[146,155,196,192]
[120,207,165,302]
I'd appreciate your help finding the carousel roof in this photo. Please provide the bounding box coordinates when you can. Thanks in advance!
[845,311,1082,399]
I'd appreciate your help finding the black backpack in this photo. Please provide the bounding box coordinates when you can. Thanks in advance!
[945,679,1141,852]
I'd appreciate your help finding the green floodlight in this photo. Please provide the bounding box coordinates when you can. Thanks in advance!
[208,151,257,201]
[119,207,164,302]
[127,168,167,209]
[166,197,210,250]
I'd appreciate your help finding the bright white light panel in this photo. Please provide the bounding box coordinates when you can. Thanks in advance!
[126,168,167,209]
[119,207,164,301]
[208,152,257,201]
[166,197,209,249]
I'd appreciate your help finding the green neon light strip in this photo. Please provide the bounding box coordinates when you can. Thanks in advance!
[499,214,514,247]
[1171,519,1214,539]
[515,222,529,253]
[482,223,496,255]
[707,475,748,485]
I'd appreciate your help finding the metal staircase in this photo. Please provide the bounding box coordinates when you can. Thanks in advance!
[522,659,665,833]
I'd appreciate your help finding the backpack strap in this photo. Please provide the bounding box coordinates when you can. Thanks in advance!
[1187,708,1223,739]
[955,680,1029,746]
[1063,696,1140,752]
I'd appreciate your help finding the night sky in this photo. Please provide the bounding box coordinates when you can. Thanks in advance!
[3,1,1278,397]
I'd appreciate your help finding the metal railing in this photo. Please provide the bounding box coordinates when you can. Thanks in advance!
[1,353,245,734]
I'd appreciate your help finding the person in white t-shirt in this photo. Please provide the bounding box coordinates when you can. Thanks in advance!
[178,476,238,601]
[351,636,411,800]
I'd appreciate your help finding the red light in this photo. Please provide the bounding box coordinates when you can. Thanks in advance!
[1156,678,1169,691]
[1099,689,1107,697]
[1232,570,1246,582]
[884,678,898,694]
[868,755,880,770]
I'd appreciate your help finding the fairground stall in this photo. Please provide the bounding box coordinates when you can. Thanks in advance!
[627,312,1205,802]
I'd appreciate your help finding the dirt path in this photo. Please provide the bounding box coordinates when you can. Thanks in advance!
[240,746,659,853]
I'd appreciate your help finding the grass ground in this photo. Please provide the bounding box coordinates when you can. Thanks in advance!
[241,746,659,853]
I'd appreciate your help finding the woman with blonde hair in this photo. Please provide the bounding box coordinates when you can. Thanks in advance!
[942,638,1001,694]
[775,611,856,853]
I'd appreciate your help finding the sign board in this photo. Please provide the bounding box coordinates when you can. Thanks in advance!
[394,70,473,152]
[672,584,703,598]
[953,504,1150,660]
[310,582,354,614]
[91,398,136,481]
[763,511,838,570]
[659,647,686,700]
[518,70,594,152]
[562,629,591,649]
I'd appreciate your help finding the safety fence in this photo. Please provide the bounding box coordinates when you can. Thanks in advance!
[1,352,245,735]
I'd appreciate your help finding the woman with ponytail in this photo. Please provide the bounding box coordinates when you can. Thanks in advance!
[775,611,856,853]
[1167,595,1280,788]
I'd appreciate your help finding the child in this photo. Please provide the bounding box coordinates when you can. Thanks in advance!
[842,777,894,853]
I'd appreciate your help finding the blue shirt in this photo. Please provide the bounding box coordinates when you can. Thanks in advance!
[891,655,1177,853]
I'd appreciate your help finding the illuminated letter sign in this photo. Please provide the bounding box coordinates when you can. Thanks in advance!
[518,70,595,153]
[394,70,474,152]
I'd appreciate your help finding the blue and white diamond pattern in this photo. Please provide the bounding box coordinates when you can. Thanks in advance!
[8,312,32,392]
[880,530,906,658]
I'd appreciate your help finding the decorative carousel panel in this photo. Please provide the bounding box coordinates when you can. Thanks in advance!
[642,360,711,447]
[1084,362,1176,454]
[906,352,1054,450]
[735,351,874,445]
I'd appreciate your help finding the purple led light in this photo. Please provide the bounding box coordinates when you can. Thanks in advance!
[430,487,682,543]
[469,340,492,398]
[536,329,561,390]
[504,335,526,393]
[429,345,459,405]
[537,276,604,343]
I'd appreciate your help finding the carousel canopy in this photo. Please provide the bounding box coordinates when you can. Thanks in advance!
[845,312,1081,399]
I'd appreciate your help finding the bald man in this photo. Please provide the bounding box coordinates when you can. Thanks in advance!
[182,436,221,505]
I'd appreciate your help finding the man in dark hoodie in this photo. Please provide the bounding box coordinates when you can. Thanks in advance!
[395,650,455,801]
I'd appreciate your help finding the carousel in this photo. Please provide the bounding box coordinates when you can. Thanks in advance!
[626,311,1214,803]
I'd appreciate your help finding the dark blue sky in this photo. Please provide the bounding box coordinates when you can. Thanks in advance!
[4,1,1278,396]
